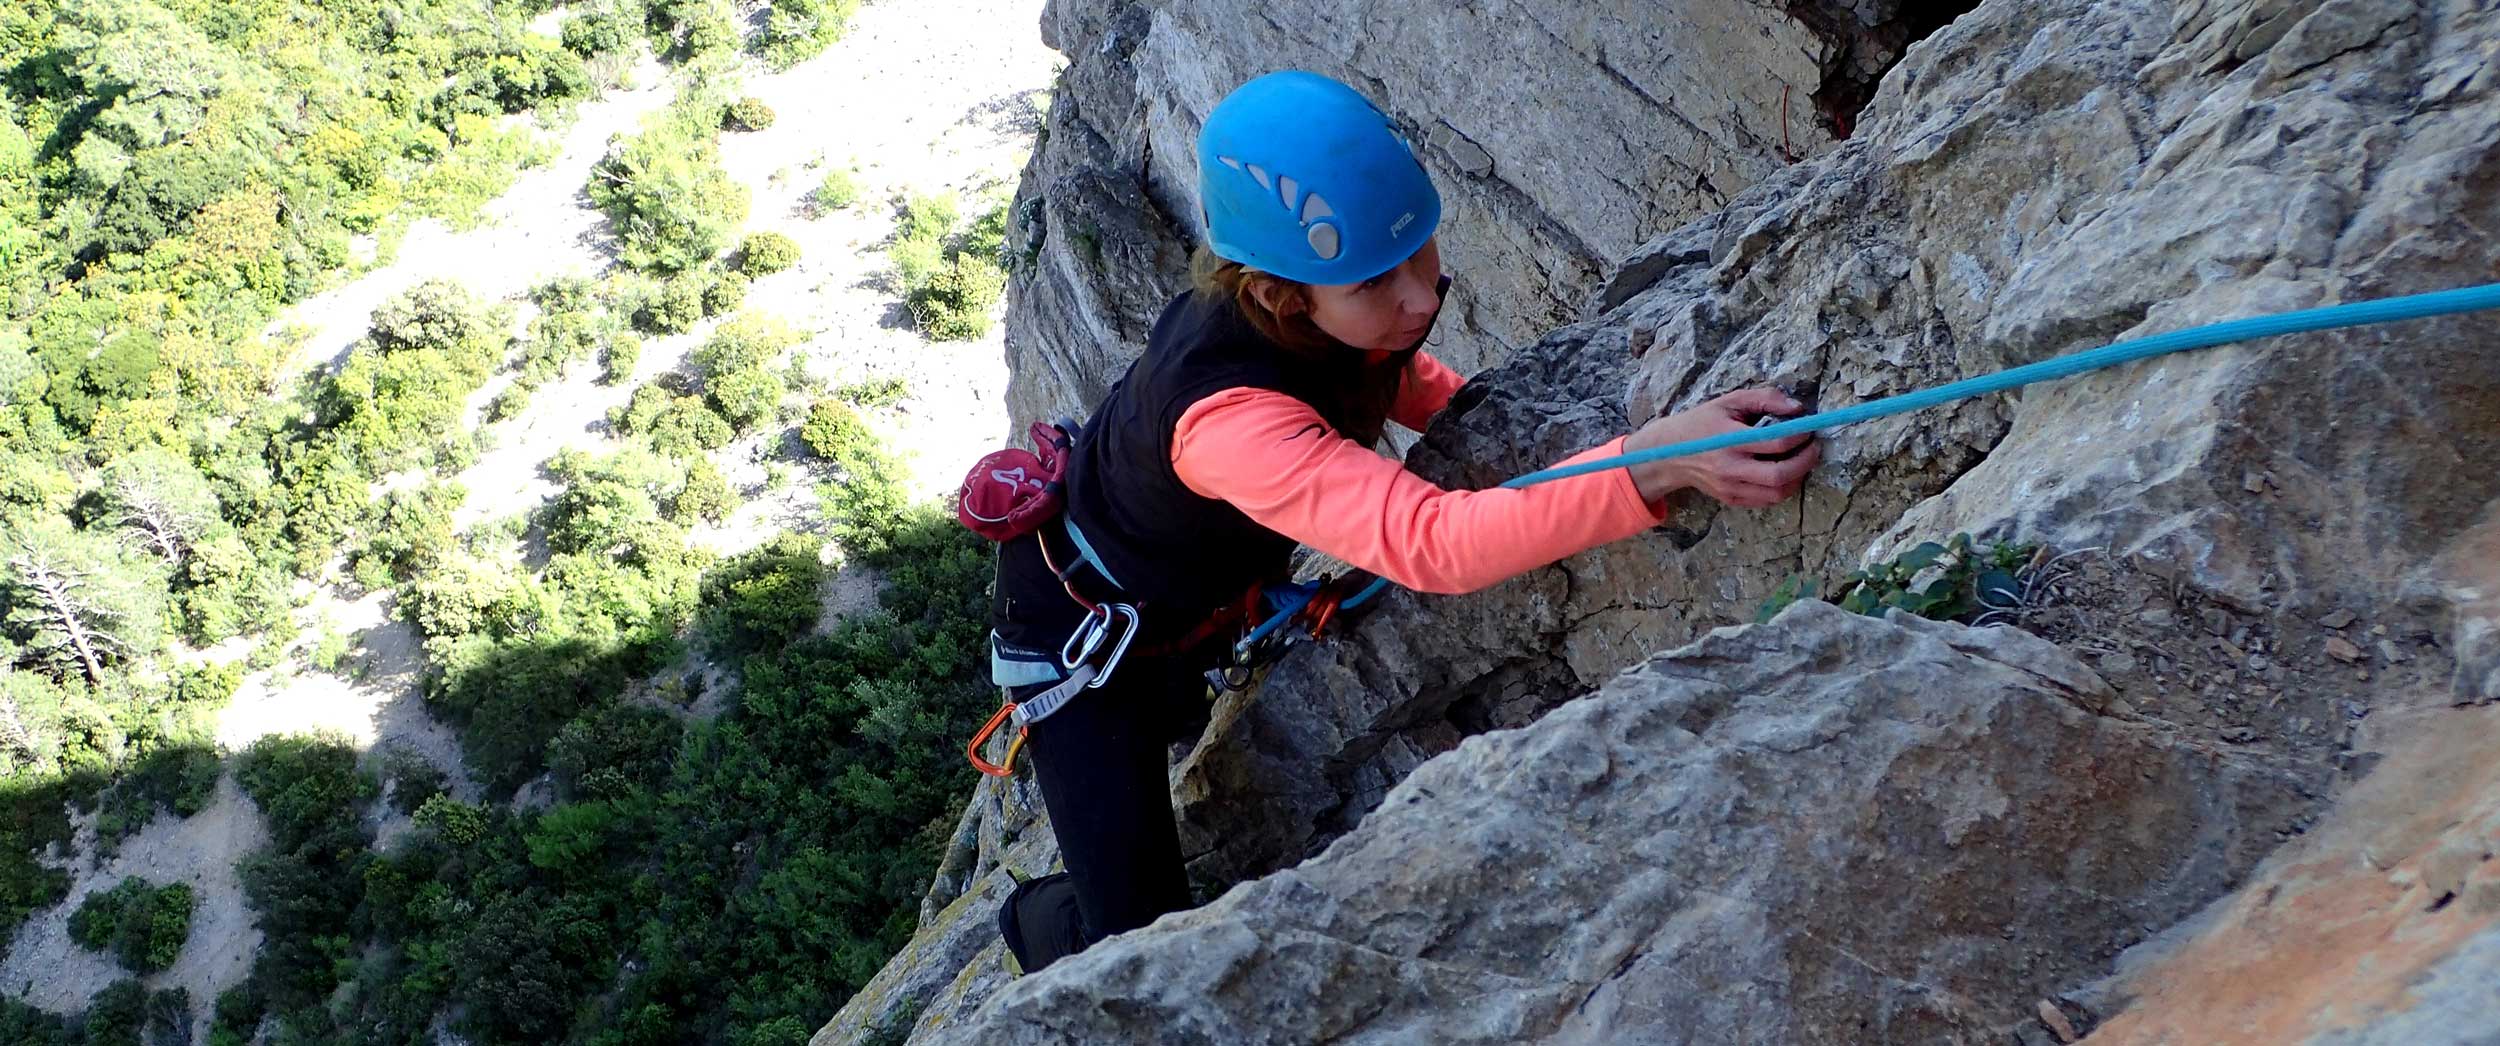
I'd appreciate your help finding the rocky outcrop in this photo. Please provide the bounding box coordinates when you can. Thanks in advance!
[944,602,2313,1042]
[826,0,2500,1041]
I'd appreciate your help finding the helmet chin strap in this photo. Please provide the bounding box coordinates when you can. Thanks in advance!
[1394,273,1456,352]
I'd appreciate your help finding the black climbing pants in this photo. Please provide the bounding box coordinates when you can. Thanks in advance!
[1016,655,1212,950]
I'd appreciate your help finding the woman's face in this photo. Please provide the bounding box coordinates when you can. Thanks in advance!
[1300,238,1443,352]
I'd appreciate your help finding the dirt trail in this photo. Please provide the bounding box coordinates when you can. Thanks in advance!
[0,776,268,1044]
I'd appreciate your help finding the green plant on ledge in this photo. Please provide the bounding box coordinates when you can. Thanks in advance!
[1758,533,2036,625]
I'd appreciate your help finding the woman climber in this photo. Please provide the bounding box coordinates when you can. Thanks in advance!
[980,70,1821,972]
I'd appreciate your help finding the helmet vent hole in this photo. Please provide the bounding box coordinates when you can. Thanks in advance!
[1276,175,1298,210]
[1307,223,1341,260]
[1300,193,1333,224]
[1219,156,1245,171]
[1246,164,1272,190]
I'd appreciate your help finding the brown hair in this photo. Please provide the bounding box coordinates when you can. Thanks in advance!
[1189,246,1414,446]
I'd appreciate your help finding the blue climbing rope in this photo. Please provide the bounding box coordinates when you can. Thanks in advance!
[1318,281,2500,615]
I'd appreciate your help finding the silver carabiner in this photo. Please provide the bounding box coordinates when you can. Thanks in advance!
[1084,604,1141,688]
[1060,603,1113,670]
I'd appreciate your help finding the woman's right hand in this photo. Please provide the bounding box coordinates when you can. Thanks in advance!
[1622,388,1821,507]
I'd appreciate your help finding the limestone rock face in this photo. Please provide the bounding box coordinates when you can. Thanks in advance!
[998,0,1893,434]
[827,0,2500,1040]
[2081,692,2500,1046]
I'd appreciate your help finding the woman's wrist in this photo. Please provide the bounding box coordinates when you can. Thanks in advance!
[1629,458,1689,503]
[1620,425,1688,502]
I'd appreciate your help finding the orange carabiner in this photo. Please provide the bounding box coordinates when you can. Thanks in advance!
[1303,593,1341,640]
[968,702,1024,776]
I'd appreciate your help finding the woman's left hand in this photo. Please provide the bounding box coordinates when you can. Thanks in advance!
[1621,388,1821,508]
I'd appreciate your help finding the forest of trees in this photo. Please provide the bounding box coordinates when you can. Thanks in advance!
[1,0,1003,1043]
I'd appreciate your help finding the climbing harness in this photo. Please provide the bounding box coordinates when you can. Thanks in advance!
[965,545,1346,775]
[966,520,1133,776]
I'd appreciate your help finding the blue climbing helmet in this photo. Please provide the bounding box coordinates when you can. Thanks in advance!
[1196,71,1441,286]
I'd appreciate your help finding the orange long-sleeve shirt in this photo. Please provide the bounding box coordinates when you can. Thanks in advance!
[1171,352,1669,595]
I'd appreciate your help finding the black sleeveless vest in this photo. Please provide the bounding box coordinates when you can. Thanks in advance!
[1057,290,1377,614]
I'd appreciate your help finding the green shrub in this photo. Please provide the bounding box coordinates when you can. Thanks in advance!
[83,980,146,1046]
[647,398,735,457]
[352,482,463,590]
[906,256,1007,341]
[144,987,190,1046]
[67,885,125,952]
[233,735,375,851]
[602,333,644,384]
[738,232,801,276]
[525,802,620,873]
[596,270,660,324]
[209,984,260,1046]
[799,399,873,462]
[802,400,912,553]
[707,367,786,432]
[542,452,677,559]
[408,119,563,229]
[887,192,1006,339]
[699,534,825,656]
[588,101,749,273]
[561,8,633,57]
[548,704,681,797]
[308,628,352,673]
[962,198,1009,264]
[757,0,863,70]
[672,459,738,524]
[386,757,451,816]
[834,376,910,409]
[485,383,531,423]
[88,736,224,858]
[135,884,194,971]
[813,169,859,213]
[1,994,75,1044]
[703,272,749,316]
[722,98,777,133]
[68,878,196,973]
[0,775,76,948]
[519,276,614,381]
[691,314,800,431]
[640,274,709,334]
[897,192,959,243]
[742,1016,816,1046]
[886,233,945,290]
[230,734,375,1019]
[692,313,799,376]
[653,0,740,60]
[414,795,489,847]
